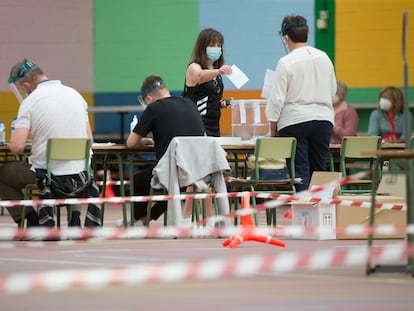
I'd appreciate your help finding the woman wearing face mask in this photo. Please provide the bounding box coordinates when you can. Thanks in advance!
[367,86,412,143]
[183,28,232,137]
[332,81,359,144]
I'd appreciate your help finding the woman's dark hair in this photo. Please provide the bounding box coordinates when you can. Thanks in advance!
[189,28,225,69]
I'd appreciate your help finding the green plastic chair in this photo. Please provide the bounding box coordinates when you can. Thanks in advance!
[228,137,297,227]
[339,136,382,194]
[20,138,92,227]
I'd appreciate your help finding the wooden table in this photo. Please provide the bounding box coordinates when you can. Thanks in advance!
[365,149,414,276]
[88,105,144,143]
[328,142,406,171]
[91,144,155,226]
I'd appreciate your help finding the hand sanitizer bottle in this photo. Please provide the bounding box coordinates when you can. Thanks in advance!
[0,121,6,145]
[11,117,17,138]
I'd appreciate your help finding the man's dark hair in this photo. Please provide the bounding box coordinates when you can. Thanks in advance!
[281,15,308,43]
[140,75,167,98]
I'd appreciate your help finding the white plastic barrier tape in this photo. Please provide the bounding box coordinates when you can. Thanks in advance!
[96,180,130,186]
[0,170,368,208]
[0,191,406,212]
[0,224,413,243]
[0,170,406,211]
[0,242,410,294]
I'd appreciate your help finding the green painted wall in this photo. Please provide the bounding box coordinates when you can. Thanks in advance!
[314,0,335,64]
[94,0,199,92]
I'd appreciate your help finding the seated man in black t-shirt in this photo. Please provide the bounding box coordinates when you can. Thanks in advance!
[122,75,206,226]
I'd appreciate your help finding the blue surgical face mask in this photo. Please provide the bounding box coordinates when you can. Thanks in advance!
[206,47,222,62]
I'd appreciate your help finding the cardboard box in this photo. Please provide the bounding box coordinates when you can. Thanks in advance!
[336,195,406,239]
[377,173,406,197]
[291,171,342,240]
[291,202,336,240]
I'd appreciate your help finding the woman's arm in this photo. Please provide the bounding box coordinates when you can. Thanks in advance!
[185,63,232,86]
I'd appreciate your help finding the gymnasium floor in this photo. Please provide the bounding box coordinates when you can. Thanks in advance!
[0,204,413,311]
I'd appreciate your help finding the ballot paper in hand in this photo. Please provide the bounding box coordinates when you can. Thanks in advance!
[261,69,275,99]
[226,64,249,89]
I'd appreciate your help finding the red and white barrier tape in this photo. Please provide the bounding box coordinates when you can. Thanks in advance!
[0,242,410,294]
[0,224,413,243]
[0,170,404,210]
[96,180,130,186]
[0,191,406,212]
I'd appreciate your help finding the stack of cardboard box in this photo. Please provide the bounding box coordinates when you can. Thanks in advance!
[291,172,406,240]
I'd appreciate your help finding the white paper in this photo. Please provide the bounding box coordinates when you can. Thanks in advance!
[239,100,246,124]
[253,104,261,124]
[261,69,275,99]
[226,64,249,89]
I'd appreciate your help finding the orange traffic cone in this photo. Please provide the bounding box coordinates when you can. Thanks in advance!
[239,192,255,227]
[99,170,116,199]
[284,207,292,219]
[222,192,286,248]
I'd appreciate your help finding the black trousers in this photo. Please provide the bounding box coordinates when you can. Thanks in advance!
[279,120,333,192]
[133,165,167,221]
[36,169,102,227]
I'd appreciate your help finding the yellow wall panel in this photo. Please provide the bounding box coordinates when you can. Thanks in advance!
[335,0,414,88]
[0,92,94,140]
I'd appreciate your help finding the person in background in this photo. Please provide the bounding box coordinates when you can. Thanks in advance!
[0,59,101,227]
[368,86,412,143]
[331,81,359,144]
[126,75,206,226]
[265,14,337,192]
[183,28,232,137]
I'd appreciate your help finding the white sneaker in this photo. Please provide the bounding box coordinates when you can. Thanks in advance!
[115,218,144,227]
[179,217,193,228]
[206,218,216,230]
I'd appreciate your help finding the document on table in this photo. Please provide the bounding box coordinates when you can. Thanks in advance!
[226,64,249,89]
[93,142,116,146]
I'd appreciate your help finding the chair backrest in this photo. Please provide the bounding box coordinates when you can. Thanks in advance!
[46,138,91,182]
[340,136,381,159]
[339,136,381,177]
[254,137,296,180]
[153,136,230,189]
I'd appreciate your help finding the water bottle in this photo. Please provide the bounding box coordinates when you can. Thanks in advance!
[11,117,17,138]
[130,115,138,133]
[0,121,6,145]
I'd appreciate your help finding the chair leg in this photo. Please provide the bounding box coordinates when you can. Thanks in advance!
[146,196,152,227]
[19,208,26,228]
[55,206,60,227]
[192,198,200,222]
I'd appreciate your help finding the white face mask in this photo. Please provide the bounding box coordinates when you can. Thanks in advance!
[379,97,392,111]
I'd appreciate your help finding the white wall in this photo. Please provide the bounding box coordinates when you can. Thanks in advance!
[0,0,93,92]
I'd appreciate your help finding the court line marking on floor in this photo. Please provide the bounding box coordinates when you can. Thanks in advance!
[0,257,116,267]
[74,254,165,262]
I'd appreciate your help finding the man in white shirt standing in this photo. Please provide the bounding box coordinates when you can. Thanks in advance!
[266,14,337,191]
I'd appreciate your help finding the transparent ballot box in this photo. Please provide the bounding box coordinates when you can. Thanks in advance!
[231,99,270,140]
